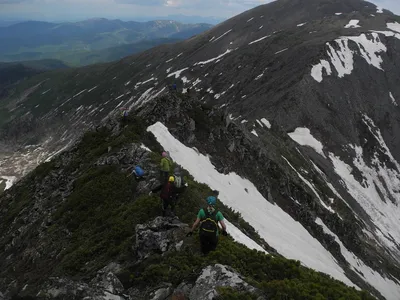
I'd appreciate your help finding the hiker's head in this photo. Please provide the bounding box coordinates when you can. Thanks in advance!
[206,196,216,206]
[168,176,175,183]
[212,190,219,197]
[162,151,168,158]
[174,166,181,175]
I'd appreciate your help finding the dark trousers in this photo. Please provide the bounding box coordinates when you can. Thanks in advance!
[199,233,218,255]
[160,171,169,184]
[161,197,175,216]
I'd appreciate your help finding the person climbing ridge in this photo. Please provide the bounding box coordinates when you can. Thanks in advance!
[160,176,177,217]
[127,165,145,181]
[160,151,172,184]
[187,196,228,255]
[172,166,188,202]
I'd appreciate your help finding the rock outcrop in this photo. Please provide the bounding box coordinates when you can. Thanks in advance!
[135,216,189,260]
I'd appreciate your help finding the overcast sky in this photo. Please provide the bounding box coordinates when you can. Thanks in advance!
[0,0,399,22]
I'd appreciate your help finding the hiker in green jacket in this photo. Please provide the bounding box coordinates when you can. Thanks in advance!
[187,196,228,255]
[160,151,172,184]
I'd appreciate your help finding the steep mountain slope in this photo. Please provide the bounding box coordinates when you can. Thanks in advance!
[0,93,375,300]
[0,19,213,66]
[1,0,400,299]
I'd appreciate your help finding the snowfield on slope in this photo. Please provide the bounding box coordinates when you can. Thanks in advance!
[147,122,357,289]
[316,218,400,300]
[311,33,386,82]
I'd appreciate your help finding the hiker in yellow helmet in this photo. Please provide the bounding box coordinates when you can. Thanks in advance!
[187,196,228,255]
[159,176,176,217]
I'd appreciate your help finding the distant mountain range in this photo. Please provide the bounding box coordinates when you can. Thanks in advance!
[0,18,213,66]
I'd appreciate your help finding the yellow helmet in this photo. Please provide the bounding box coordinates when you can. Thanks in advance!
[168,176,175,182]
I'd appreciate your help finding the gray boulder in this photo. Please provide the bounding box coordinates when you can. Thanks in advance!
[38,263,125,300]
[189,264,259,300]
[135,217,189,260]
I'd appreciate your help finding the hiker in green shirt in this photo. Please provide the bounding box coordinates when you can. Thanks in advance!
[160,151,172,184]
[187,196,228,255]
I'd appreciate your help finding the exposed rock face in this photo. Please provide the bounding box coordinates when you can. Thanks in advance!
[189,264,260,300]
[38,263,124,300]
[135,216,189,260]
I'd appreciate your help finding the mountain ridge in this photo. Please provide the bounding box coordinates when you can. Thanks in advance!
[1,0,400,298]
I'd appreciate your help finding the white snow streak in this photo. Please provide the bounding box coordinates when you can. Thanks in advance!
[213,29,232,42]
[147,122,355,288]
[73,89,87,98]
[194,49,233,66]
[288,127,326,158]
[335,12,343,15]
[389,92,398,106]
[297,23,307,27]
[344,20,360,28]
[251,129,259,137]
[249,35,271,45]
[275,48,288,54]
[377,7,383,13]
[247,17,254,22]
[88,86,98,93]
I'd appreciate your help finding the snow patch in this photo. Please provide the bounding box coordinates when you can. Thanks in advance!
[311,60,332,83]
[288,127,326,158]
[344,19,360,28]
[247,17,254,22]
[140,144,151,152]
[260,118,271,129]
[335,12,343,15]
[147,122,356,288]
[387,22,400,33]
[377,7,383,13]
[297,23,307,27]
[167,68,188,79]
[0,176,17,190]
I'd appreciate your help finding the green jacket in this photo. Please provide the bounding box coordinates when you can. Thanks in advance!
[160,157,171,172]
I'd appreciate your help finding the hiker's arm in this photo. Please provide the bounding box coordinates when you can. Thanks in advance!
[191,218,201,231]
[219,220,227,231]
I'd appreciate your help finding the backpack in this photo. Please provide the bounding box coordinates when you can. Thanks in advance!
[200,209,218,237]
[135,166,144,177]
[174,175,182,189]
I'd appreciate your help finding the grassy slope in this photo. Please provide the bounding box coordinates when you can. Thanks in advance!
[3,108,374,299]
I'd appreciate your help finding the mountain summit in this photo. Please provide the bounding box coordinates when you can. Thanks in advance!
[1,0,400,299]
